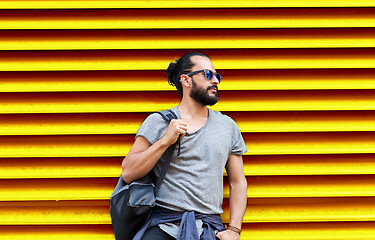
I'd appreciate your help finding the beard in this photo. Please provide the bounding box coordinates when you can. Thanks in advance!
[189,79,219,106]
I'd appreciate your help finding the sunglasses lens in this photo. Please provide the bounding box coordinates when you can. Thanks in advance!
[215,74,222,83]
[204,70,213,80]
[202,70,221,82]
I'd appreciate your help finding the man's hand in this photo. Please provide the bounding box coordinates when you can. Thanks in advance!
[161,119,187,145]
[216,229,240,240]
[121,119,187,183]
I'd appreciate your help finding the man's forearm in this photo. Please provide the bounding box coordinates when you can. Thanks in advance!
[228,177,248,229]
[121,136,171,183]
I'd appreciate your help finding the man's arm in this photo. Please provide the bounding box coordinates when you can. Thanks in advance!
[121,119,187,183]
[217,154,247,240]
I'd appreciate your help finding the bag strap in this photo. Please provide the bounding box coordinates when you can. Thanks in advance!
[156,109,178,122]
[154,110,180,195]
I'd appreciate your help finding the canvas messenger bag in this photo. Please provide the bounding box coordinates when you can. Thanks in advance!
[110,110,179,240]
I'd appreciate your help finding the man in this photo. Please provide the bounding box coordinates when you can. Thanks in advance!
[122,52,247,240]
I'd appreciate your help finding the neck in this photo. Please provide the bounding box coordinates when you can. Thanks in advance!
[178,95,208,120]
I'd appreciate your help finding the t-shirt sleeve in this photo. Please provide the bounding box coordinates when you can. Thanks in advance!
[135,113,168,145]
[230,119,247,155]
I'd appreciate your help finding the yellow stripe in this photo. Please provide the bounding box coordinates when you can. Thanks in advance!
[233,111,375,133]
[2,69,375,92]
[1,29,375,50]
[0,70,176,92]
[0,113,145,135]
[0,132,374,157]
[0,178,116,201]
[246,132,375,155]
[240,222,375,240]
[0,8,374,30]
[0,201,110,225]
[0,225,113,240]
[248,175,375,198]
[2,223,375,240]
[0,157,121,179]
[1,175,375,201]
[1,0,375,9]
[1,90,374,114]
[1,49,375,71]
[1,198,375,224]
[0,135,132,158]
[225,175,375,198]
[222,198,375,223]
[1,111,374,136]
[1,154,374,180]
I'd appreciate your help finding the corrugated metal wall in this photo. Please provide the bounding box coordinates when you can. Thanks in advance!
[1,1,375,239]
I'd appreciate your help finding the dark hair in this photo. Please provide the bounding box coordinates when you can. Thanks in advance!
[166,52,210,95]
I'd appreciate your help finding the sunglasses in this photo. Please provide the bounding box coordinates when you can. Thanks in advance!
[185,69,222,83]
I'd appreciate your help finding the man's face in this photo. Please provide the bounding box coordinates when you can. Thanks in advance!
[188,56,220,106]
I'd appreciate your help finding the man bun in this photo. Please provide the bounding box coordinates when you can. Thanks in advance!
[166,61,177,86]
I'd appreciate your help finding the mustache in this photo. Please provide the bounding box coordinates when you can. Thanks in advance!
[207,85,218,91]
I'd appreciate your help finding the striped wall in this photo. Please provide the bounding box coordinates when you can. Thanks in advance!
[1,1,375,239]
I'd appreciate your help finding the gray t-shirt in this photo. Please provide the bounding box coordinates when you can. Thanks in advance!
[135,106,247,236]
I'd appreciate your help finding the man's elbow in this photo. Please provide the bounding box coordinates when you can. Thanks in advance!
[121,156,134,183]
[121,169,134,184]
[121,161,136,184]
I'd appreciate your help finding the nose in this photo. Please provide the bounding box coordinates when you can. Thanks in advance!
[212,75,220,84]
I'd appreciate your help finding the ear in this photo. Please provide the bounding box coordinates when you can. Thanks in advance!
[180,74,191,88]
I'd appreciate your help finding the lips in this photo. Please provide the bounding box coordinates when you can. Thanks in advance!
[208,86,218,92]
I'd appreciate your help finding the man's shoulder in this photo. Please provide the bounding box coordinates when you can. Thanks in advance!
[143,107,177,123]
[209,109,236,124]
